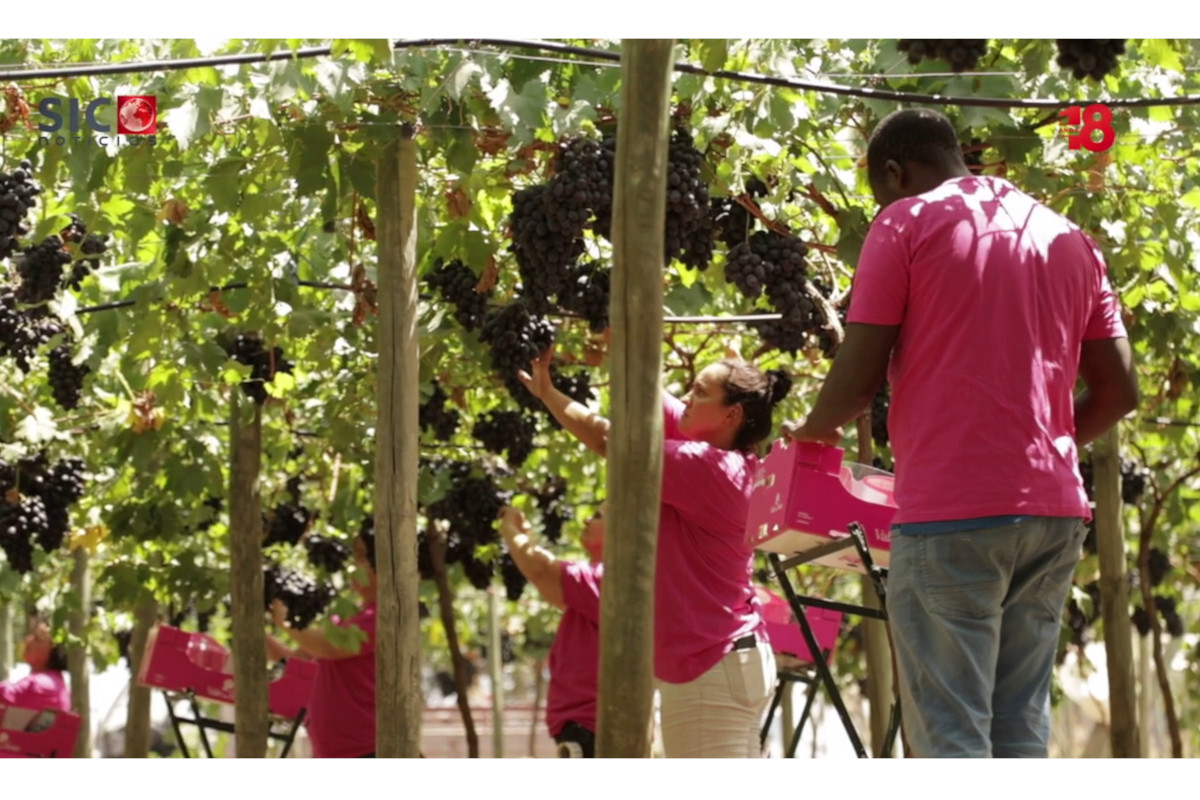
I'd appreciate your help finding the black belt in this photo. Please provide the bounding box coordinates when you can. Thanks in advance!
[732,634,759,651]
[555,720,595,758]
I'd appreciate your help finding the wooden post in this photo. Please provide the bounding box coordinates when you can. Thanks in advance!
[0,598,12,681]
[68,547,91,758]
[595,38,675,759]
[373,122,423,759]
[229,391,268,758]
[124,593,159,758]
[488,588,505,758]
[1093,427,1139,757]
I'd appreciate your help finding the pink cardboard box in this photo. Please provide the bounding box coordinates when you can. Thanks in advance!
[756,587,842,666]
[746,440,897,573]
[0,704,81,758]
[137,625,318,719]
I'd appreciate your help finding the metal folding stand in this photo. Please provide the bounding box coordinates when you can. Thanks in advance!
[759,657,824,758]
[766,522,901,758]
[161,689,307,758]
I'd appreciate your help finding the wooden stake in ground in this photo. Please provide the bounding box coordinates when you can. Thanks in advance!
[68,547,91,758]
[123,593,159,758]
[0,598,12,681]
[595,38,675,759]
[1093,426,1140,757]
[373,123,423,759]
[229,391,268,758]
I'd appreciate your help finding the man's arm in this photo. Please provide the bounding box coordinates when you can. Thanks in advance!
[271,600,366,660]
[786,323,899,444]
[1075,337,1138,445]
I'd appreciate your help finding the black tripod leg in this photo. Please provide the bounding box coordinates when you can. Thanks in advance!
[163,692,191,759]
[769,554,869,758]
[187,693,216,759]
[279,709,306,759]
[787,676,821,758]
[759,677,786,750]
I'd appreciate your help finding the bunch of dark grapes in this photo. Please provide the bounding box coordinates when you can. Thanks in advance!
[0,287,65,372]
[305,533,352,574]
[502,367,593,431]
[59,214,109,291]
[473,410,538,467]
[680,205,717,271]
[1055,40,1126,82]
[36,457,85,552]
[426,259,492,332]
[1120,459,1148,505]
[416,529,434,580]
[499,553,526,601]
[557,261,610,333]
[1154,596,1184,637]
[535,479,570,545]
[114,628,133,666]
[0,453,87,566]
[712,177,768,248]
[419,381,461,441]
[264,563,336,630]
[897,40,989,72]
[870,384,890,448]
[263,500,314,548]
[461,552,494,591]
[15,236,73,307]
[0,496,46,574]
[661,128,711,265]
[1147,548,1171,588]
[0,161,40,260]
[1063,581,1102,650]
[726,231,818,356]
[508,184,584,313]
[426,461,511,569]
[478,300,555,380]
[224,333,295,405]
[48,342,90,411]
[545,137,610,239]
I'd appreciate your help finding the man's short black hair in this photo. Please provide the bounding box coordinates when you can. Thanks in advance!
[867,108,966,183]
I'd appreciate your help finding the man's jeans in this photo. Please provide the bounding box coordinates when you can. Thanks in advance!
[887,516,1087,758]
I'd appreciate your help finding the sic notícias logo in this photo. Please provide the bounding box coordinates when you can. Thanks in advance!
[37,95,158,145]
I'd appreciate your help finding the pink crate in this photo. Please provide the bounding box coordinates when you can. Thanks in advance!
[137,625,319,719]
[746,440,897,573]
[0,704,81,758]
[756,587,842,665]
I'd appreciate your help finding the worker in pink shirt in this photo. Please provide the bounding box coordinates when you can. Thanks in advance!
[498,500,605,757]
[786,107,1138,757]
[0,617,72,714]
[519,350,792,757]
[267,523,377,758]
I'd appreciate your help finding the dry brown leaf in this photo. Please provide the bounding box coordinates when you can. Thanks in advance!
[446,185,472,220]
[160,198,189,225]
[1087,150,1112,193]
[476,255,500,294]
[356,202,376,242]
[1166,356,1188,401]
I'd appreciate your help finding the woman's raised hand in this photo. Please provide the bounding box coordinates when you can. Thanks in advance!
[517,347,555,400]
[498,506,530,535]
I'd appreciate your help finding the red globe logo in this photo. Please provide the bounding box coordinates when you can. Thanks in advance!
[116,95,157,135]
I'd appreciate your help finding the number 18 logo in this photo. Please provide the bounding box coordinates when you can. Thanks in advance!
[1058,104,1116,152]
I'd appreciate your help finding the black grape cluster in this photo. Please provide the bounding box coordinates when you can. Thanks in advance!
[870,384,890,448]
[0,162,40,261]
[262,500,314,548]
[305,533,352,574]
[58,214,109,291]
[661,128,712,267]
[419,380,461,441]
[556,261,610,333]
[479,299,556,380]
[114,628,133,666]
[1132,596,1184,638]
[897,40,989,72]
[1062,581,1102,653]
[264,563,336,630]
[502,366,593,431]
[508,184,585,313]
[1148,548,1171,588]
[426,259,492,332]
[712,177,769,249]
[1078,456,1150,505]
[425,460,512,591]
[472,410,538,467]
[723,230,826,356]
[224,333,295,405]
[15,236,73,307]
[498,552,526,601]
[0,453,87,574]
[0,287,64,372]
[1055,40,1126,82]
[48,342,90,410]
[535,479,570,546]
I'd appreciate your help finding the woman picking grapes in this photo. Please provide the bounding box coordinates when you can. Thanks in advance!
[518,348,792,757]
[498,501,605,757]
[266,523,378,758]
[0,617,71,715]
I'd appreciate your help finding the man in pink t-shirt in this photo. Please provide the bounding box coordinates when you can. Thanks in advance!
[267,522,378,758]
[786,108,1138,758]
[500,503,604,757]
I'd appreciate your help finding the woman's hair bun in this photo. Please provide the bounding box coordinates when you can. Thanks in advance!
[767,369,793,405]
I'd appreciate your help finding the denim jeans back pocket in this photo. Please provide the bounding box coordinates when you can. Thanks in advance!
[917,532,1009,620]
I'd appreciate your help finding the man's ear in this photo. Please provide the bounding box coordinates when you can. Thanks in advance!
[885,159,905,190]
